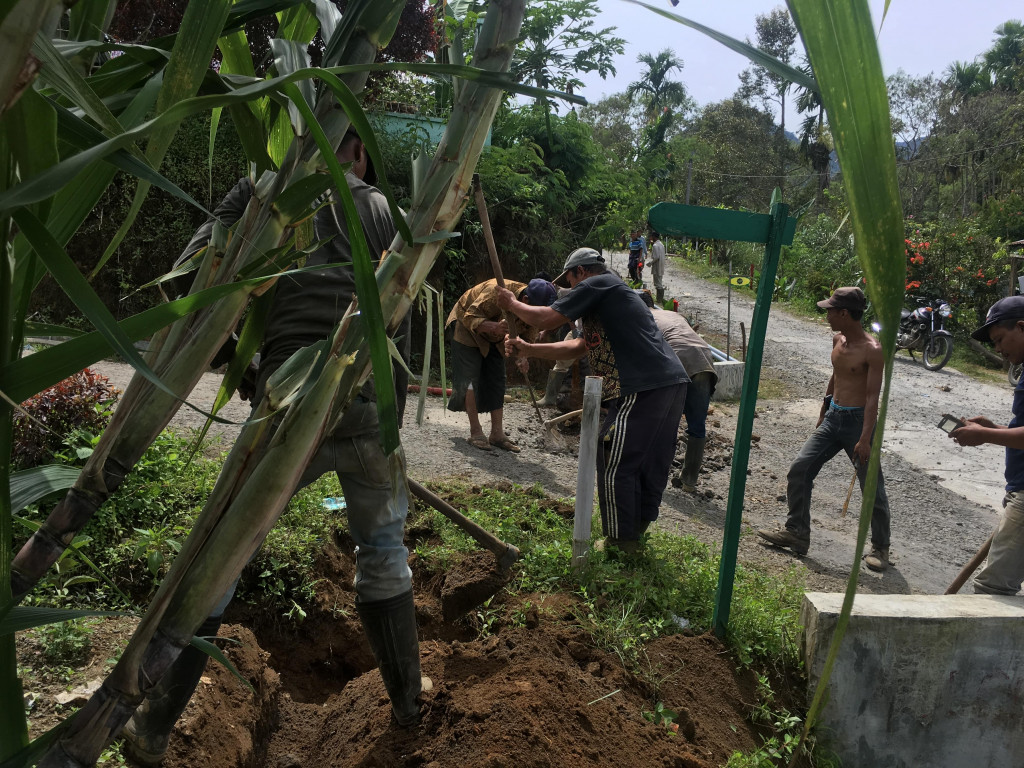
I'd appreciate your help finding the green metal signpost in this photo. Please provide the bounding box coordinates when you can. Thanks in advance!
[649,191,797,638]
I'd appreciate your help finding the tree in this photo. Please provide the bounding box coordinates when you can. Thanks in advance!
[625,49,693,154]
[983,20,1024,92]
[511,0,624,106]
[886,71,941,216]
[793,59,831,196]
[579,91,647,166]
[736,7,798,190]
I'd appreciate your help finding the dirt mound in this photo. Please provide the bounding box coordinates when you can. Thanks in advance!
[162,618,758,768]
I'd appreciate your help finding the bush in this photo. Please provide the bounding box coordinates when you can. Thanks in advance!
[11,368,119,470]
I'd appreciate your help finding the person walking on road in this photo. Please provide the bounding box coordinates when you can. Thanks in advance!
[648,231,667,304]
[950,296,1024,594]
[758,287,892,572]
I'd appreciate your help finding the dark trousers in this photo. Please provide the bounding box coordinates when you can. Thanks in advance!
[597,383,687,541]
[785,405,891,549]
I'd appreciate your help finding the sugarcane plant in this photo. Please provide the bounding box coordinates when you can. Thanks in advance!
[0,0,588,764]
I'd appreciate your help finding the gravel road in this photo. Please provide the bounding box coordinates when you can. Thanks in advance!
[90,254,1014,597]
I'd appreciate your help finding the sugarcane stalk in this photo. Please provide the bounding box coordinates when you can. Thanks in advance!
[7,3,395,605]
[39,3,525,763]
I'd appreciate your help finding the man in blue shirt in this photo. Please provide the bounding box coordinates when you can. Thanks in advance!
[950,296,1024,594]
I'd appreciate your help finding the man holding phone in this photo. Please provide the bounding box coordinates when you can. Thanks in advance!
[758,287,892,571]
[950,296,1024,594]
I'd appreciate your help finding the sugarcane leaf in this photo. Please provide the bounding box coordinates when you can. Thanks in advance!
[786,0,902,747]
[312,70,413,248]
[68,0,116,42]
[0,62,581,216]
[414,229,458,244]
[311,0,342,43]
[11,209,186,398]
[265,340,329,410]
[276,1,318,42]
[274,172,334,222]
[623,0,818,95]
[33,33,126,137]
[91,0,233,277]
[224,0,304,31]
[0,275,262,402]
[282,81,399,453]
[271,38,313,133]
[190,636,254,692]
[0,607,123,636]
[8,466,81,513]
[54,103,212,217]
[388,336,416,381]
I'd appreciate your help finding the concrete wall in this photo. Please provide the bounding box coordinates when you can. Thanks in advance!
[801,592,1024,768]
[712,360,744,400]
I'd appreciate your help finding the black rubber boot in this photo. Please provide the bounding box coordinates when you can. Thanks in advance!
[122,615,223,766]
[356,589,423,727]
[675,436,706,491]
[537,370,565,407]
[656,287,665,304]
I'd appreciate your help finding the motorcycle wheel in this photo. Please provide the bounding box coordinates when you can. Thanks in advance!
[1009,362,1023,388]
[922,335,953,371]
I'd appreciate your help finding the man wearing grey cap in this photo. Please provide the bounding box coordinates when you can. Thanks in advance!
[497,248,688,554]
[759,286,892,571]
[948,296,1024,594]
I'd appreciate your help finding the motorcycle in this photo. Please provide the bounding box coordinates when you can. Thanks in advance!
[873,296,954,371]
[896,296,954,370]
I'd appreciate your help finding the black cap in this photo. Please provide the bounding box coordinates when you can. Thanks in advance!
[972,296,1024,342]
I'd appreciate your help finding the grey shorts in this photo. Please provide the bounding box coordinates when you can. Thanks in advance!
[447,340,506,414]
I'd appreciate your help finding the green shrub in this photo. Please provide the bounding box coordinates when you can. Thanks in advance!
[11,368,119,470]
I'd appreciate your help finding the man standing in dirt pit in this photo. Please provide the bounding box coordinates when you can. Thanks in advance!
[648,231,667,304]
[124,128,425,767]
[446,277,557,453]
[949,296,1024,594]
[498,248,688,554]
[635,291,718,493]
[758,286,891,572]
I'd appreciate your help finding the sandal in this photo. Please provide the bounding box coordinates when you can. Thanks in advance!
[467,434,492,452]
[488,435,521,453]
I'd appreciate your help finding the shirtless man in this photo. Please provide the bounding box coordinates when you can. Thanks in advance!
[758,287,892,571]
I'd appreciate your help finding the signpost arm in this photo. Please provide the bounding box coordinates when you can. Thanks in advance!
[712,197,789,638]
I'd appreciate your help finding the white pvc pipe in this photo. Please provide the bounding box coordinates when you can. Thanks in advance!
[572,376,603,571]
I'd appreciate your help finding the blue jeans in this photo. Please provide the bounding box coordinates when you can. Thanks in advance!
[211,397,411,616]
[683,371,714,439]
[785,405,891,549]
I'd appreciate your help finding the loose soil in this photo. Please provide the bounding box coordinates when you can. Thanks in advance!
[24,256,1014,766]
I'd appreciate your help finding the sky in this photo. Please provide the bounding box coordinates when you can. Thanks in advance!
[572,0,1023,115]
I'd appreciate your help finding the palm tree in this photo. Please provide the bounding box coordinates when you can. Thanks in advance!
[794,60,830,194]
[626,49,692,153]
[983,20,1024,92]
[626,49,691,120]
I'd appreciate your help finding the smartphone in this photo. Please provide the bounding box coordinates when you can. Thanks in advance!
[937,413,965,433]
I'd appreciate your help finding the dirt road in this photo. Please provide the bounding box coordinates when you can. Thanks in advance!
[91,256,1012,597]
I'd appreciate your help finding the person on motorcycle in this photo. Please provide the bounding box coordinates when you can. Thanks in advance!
[758,286,892,572]
[949,296,1024,594]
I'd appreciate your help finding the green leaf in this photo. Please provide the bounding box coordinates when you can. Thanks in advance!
[281,82,399,454]
[9,465,80,513]
[68,0,116,42]
[0,715,77,768]
[23,323,84,338]
[91,0,234,276]
[190,635,254,692]
[786,0,903,747]
[0,606,123,636]
[624,0,818,95]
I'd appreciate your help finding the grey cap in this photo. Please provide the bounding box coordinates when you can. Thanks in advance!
[554,247,604,287]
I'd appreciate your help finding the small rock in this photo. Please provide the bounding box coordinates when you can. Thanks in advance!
[751,434,760,442]
[55,678,102,707]
[776,494,786,502]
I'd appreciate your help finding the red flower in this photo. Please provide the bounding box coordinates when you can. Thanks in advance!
[905,280,921,290]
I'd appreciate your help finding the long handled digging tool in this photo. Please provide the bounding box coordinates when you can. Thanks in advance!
[472,173,545,427]
[945,533,994,594]
[409,478,520,572]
